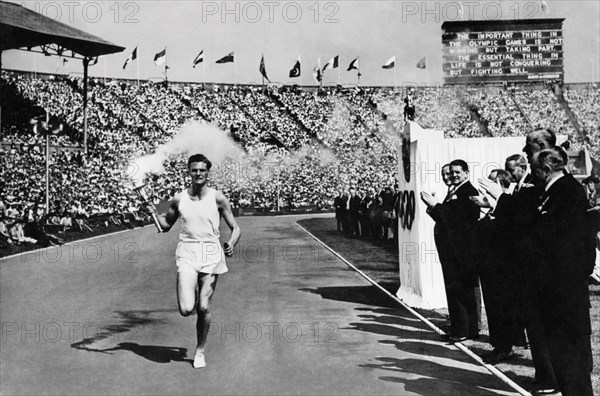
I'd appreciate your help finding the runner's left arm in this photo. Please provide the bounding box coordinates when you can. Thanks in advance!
[216,191,241,257]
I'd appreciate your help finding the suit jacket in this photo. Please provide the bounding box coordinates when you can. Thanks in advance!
[535,174,596,287]
[427,181,480,276]
[492,182,544,281]
[534,173,595,336]
[360,196,373,215]
[428,181,480,237]
[349,195,362,213]
[333,195,345,215]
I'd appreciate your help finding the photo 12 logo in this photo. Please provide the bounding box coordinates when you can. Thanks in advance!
[200,1,340,24]
[11,2,140,24]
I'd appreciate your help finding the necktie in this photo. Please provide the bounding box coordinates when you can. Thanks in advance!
[444,187,455,203]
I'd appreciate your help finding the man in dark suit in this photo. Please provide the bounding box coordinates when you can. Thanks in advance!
[530,149,595,396]
[479,129,561,394]
[340,189,350,235]
[333,190,345,232]
[471,169,526,363]
[421,159,481,342]
[349,187,362,237]
[359,188,375,238]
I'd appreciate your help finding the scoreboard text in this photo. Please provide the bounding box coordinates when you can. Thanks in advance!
[442,19,564,84]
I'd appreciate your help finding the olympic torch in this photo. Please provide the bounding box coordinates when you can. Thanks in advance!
[133,183,163,233]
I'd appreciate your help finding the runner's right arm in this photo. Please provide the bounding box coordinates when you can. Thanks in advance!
[154,194,180,232]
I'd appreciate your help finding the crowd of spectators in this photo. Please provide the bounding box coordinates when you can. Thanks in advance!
[1,69,599,255]
[565,86,600,158]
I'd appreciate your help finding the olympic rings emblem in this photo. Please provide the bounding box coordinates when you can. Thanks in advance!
[398,190,416,230]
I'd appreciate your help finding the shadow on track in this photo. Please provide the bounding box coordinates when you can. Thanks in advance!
[70,309,176,352]
[92,342,189,364]
[300,285,400,308]
[362,357,510,395]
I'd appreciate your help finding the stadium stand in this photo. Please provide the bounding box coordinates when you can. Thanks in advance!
[1,69,599,254]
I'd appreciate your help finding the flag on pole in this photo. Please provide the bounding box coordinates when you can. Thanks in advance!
[62,58,68,66]
[289,57,301,78]
[313,58,322,83]
[89,56,99,66]
[541,0,549,13]
[347,57,359,71]
[154,48,166,66]
[259,55,271,82]
[382,56,395,69]
[416,57,426,69]
[322,55,339,72]
[123,47,137,69]
[216,52,235,63]
[193,50,204,68]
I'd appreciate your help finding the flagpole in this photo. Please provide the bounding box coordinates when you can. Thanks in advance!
[426,56,430,87]
[394,66,397,90]
[203,59,206,88]
[33,52,37,79]
[234,51,237,84]
[357,57,360,86]
[338,57,341,85]
[137,45,140,88]
[164,47,168,83]
[104,56,107,84]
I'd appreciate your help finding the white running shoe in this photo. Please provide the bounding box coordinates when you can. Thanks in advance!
[193,352,206,369]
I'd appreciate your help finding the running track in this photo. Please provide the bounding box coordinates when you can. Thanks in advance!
[1,215,518,395]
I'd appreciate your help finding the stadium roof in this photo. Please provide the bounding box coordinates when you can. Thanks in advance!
[0,1,124,57]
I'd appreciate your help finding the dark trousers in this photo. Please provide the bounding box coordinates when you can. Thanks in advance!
[349,211,360,236]
[546,333,593,396]
[440,252,480,337]
[478,264,524,351]
[342,213,351,235]
[359,215,371,238]
[335,211,344,231]
[447,278,480,337]
[518,286,557,388]
[539,281,593,396]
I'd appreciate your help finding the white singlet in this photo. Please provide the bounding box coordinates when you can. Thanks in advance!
[175,188,227,275]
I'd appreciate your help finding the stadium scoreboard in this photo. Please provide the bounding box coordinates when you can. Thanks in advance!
[442,19,564,84]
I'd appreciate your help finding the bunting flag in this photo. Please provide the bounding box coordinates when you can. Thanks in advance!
[322,55,339,72]
[216,52,235,64]
[154,48,166,66]
[382,56,396,69]
[541,0,549,13]
[416,57,426,69]
[313,58,322,83]
[289,57,301,78]
[259,55,271,82]
[347,57,359,71]
[193,50,204,68]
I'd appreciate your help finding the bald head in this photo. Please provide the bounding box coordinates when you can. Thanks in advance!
[531,148,565,186]
[523,128,556,163]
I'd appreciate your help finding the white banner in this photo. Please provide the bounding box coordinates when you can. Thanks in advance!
[396,122,525,309]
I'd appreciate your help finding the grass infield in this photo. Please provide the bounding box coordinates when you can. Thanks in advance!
[298,216,600,392]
